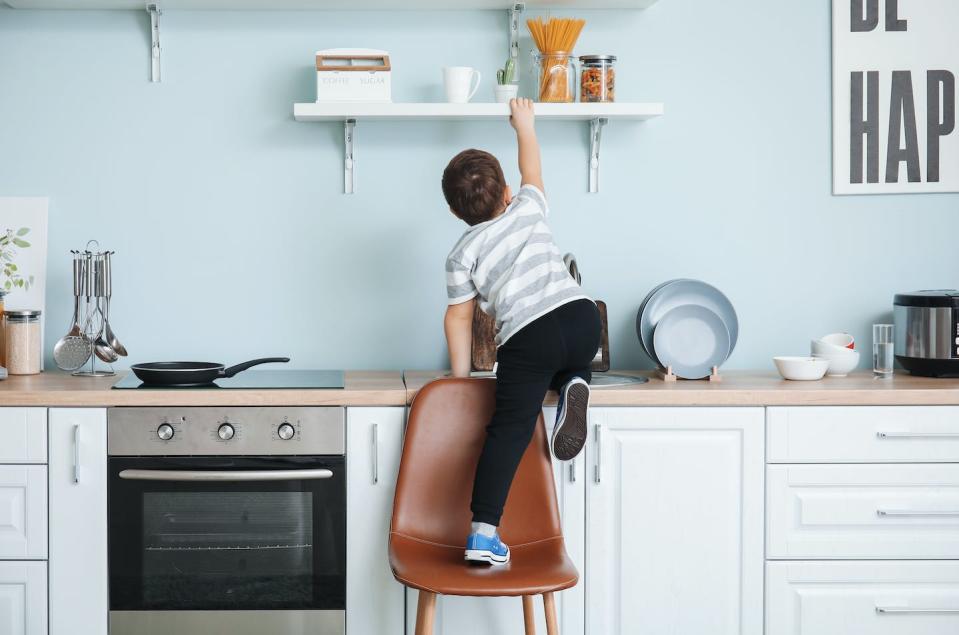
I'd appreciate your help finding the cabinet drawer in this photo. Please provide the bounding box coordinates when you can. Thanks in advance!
[767,464,959,559]
[0,409,46,464]
[0,465,48,559]
[767,561,959,635]
[768,406,959,463]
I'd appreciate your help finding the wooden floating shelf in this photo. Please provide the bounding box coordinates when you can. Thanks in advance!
[292,102,664,122]
[6,0,658,9]
[293,102,664,194]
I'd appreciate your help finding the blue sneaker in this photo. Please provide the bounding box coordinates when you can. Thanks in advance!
[551,377,590,461]
[465,532,510,565]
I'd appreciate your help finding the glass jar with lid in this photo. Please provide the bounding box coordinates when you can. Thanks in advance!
[579,54,616,103]
[4,310,42,375]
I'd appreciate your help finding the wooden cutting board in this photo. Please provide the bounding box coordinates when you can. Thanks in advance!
[471,301,610,372]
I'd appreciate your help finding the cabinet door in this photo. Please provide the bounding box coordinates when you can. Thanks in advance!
[49,408,108,635]
[405,408,586,635]
[0,465,47,559]
[0,561,46,635]
[346,407,406,635]
[586,407,764,635]
[767,560,959,635]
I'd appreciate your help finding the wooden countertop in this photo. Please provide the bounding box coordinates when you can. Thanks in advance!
[5,369,959,408]
[402,370,959,406]
[0,371,407,407]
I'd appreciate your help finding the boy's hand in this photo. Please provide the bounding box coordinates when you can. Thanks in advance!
[509,98,535,135]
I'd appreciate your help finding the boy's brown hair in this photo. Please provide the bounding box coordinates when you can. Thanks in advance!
[442,149,507,226]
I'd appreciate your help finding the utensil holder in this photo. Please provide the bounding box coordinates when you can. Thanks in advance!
[69,241,120,377]
[657,365,723,383]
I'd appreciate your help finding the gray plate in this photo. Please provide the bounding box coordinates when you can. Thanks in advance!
[653,304,731,379]
[635,278,688,359]
[639,279,739,366]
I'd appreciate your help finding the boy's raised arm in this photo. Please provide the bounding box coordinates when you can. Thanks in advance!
[509,98,544,194]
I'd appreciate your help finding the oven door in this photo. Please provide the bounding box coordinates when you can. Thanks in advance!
[108,455,345,635]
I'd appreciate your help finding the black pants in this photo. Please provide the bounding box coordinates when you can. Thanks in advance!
[470,299,602,526]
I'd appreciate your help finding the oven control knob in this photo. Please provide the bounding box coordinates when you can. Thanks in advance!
[277,423,295,440]
[157,423,174,441]
[217,423,235,441]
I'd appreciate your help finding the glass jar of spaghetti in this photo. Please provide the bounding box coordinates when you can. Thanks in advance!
[533,52,577,103]
[579,55,616,103]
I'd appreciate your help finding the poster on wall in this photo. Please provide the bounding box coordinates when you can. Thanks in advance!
[0,198,49,370]
[833,0,958,194]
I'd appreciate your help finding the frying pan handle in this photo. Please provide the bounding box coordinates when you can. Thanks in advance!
[221,357,290,378]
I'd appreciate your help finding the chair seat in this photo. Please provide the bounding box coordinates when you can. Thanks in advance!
[389,532,579,597]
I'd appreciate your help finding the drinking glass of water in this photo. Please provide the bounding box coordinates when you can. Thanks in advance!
[873,324,894,377]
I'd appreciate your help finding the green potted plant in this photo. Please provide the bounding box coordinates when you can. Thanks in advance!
[494,58,519,103]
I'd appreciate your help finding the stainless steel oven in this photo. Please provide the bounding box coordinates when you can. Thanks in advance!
[107,407,346,635]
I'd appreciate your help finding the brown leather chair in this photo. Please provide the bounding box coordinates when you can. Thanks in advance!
[389,377,578,635]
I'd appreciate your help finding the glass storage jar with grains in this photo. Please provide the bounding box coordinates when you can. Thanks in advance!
[4,310,41,375]
[580,55,616,102]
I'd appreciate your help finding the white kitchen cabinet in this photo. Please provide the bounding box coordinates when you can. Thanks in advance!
[346,407,406,635]
[767,463,959,560]
[0,409,46,464]
[767,406,959,463]
[48,408,108,635]
[0,465,47,559]
[586,407,764,635]
[0,561,47,635]
[404,408,586,635]
[766,560,959,635]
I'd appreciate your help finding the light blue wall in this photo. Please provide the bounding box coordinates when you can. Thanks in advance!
[1,2,956,372]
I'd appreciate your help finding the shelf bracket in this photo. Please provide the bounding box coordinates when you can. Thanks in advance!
[508,3,525,61]
[147,3,161,83]
[344,118,356,194]
[588,117,608,193]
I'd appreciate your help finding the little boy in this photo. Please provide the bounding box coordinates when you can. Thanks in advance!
[442,98,601,565]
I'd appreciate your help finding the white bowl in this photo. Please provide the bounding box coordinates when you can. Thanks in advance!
[811,338,856,356]
[813,349,861,377]
[774,356,830,381]
[821,332,855,349]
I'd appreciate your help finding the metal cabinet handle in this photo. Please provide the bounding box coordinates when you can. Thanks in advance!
[594,424,602,484]
[119,469,333,482]
[569,457,576,483]
[876,607,959,614]
[878,509,959,517]
[877,431,959,439]
[73,424,81,484]
[372,423,379,485]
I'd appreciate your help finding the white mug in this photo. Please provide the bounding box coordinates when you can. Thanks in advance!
[443,66,481,103]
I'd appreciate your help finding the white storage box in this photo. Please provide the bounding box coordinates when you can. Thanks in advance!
[315,48,391,103]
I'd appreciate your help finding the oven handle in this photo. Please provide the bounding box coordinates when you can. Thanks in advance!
[118,468,334,482]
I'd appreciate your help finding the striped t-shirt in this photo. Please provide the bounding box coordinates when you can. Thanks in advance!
[446,184,590,346]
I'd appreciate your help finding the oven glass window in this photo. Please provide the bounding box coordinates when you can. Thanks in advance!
[142,492,324,609]
[109,457,345,612]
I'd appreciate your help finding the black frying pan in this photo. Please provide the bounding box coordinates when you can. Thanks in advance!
[130,357,290,386]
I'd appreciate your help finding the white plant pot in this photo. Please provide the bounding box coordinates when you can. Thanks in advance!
[494,84,519,103]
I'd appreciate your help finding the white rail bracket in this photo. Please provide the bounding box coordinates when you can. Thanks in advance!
[508,3,525,61]
[344,119,356,194]
[147,3,161,83]
[588,117,608,193]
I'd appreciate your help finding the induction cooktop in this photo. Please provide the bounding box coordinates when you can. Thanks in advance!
[112,369,345,390]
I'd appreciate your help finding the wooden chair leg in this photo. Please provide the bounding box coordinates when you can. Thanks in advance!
[415,591,437,635]
[522,595,536,635]
[543,592,559,635]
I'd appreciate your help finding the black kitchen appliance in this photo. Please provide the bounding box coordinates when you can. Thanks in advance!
[894,290,959,377]
[107,407,346,635]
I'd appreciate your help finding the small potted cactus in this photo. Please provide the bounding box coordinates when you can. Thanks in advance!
[493,58,519,103]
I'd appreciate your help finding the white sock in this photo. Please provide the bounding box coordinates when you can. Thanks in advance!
[471,522,497,537]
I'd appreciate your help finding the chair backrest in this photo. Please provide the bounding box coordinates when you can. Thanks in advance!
[391,377,562,547]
